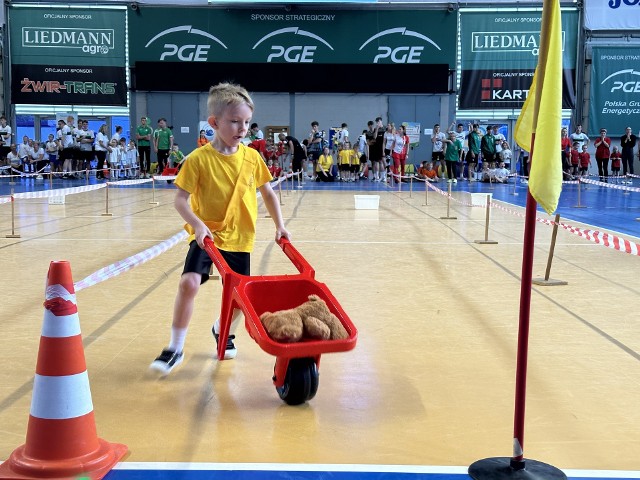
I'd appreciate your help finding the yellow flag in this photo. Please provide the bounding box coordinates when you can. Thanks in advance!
[514,0,563,214]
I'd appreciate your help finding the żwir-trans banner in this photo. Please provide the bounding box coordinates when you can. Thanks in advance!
[9,6,127,105]
[589,46,640,135]
[458,9,577,110]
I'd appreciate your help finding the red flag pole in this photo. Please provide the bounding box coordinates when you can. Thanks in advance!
[469,1,566,477]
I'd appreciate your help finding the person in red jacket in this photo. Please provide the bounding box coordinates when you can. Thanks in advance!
[569,142,580,178]
[579,145,591,178]
[594,128,611,182]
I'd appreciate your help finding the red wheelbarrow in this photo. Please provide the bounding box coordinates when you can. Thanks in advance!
[202,237,358,405]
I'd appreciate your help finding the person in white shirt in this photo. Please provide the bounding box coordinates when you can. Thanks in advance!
[57,119,74,176]
[249,123,264,141]
[45,134,59,172]
[6,144,20,171]
[500,141,513,169]
[492,125,506,158]
[0,115,13,162]
[108,138,121,178]
[126,140,139,178]
[431,124,447,179]
[570,124,589,150]
[17,136,32,174]
[94,124,110,179]
[336,123,349,147]
[30,141,45,175]
[494,162,510,183]
[77,120,95,173]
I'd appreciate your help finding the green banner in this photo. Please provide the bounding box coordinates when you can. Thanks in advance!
[128,7,456,66]
[9,7,126,67]
[589,46,640,135]
[460,9,578,70]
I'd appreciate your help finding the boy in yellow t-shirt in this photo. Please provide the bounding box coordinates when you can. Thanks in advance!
[150,83,291,375]
[338,142,351,182]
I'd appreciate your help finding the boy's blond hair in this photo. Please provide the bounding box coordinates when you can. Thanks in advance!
[207,82,254,117]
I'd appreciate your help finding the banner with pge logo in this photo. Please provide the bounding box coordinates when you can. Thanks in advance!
[588,46,640,135]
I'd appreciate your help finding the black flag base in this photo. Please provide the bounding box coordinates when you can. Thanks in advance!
[469,457,567,480]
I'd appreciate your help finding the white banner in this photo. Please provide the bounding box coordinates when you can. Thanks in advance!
[585,0,640,30]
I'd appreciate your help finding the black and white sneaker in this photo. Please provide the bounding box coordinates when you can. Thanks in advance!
[213,332,237,360]
[149,349,184,375]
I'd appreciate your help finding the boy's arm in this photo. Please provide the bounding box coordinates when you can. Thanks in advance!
[174,187,212,248]
[259,182,291,242]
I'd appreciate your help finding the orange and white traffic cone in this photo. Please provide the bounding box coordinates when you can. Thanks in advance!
[0,261,127,479]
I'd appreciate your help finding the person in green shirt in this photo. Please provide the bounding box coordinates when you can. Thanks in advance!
[136,116,153,178]
[153,117,174,173]
[481,126,497,168]
[443,131,463,184]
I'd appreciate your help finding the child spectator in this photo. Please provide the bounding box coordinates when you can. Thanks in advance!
[418,160,438,182]
[127,140,139,178]
[494,161,510,183]
[579,145,591,177]
[17,136,31,174]
[150,82,290,375]
[108,138,121,178]
[268,159,282,178]
[610,146,622,182]
[45,134,59,173]
[338,142,351,181]
[197,129,208,148]
[570,142,580,178]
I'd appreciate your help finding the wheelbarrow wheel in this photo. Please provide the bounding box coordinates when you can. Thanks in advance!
[276,357,319,405]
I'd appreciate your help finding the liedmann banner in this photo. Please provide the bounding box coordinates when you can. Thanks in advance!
[129,8,456,66]
[9,6,127,106]
[458,9,578,110]
[589,46,640,135]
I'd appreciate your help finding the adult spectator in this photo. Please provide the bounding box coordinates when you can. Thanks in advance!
[77,120,95,172]
[431,124,446,179]
[7,144,20,172]
[594,127,611,182]
[492,125,506,164]
[57,119,74,177]
[278,133,306,180]
[481,126,497,169]
[95,124,110,179]
[356,129,368,179]
[561,127,572,179]
[570,124,589,151]
[620,126,636,180]
[17,135,32,174]
[30,140,45,177]
[154,117,173,173]
[443,130,463,184]
[250,123,264,141]
[466,124,481,181]
[316,146,334,182]
[112,125,123,144]
[336,123,349,147]
[0,115,13,162]
[453,123,467,179]
[136,117,153,178]
[370,117,385,182]
[307,121,324,176]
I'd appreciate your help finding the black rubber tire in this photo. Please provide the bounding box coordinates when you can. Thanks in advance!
[276,357,319,405]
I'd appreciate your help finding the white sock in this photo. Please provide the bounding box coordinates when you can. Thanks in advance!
[213,309,243,336]
[169,327,188,353]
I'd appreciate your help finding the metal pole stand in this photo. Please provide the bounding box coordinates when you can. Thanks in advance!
[409,175,413,198]
[474,194,498,244]
[102,184,113,216]
[440,182,457,220]
[149,177,159,205]
[6,190,21,238]
[423,180,429,206]
[532,213,567,286]
[278,176,284,206]
[572,178,586,208]
[510,175,519,196]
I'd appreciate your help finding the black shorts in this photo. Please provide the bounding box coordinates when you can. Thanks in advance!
[483,153,496,163]
[359,154,367,164]
[466,151,477,163]
[183,240,250,284]
[307,150,321,162]
[339,163,350,172]
[432,151,444,162]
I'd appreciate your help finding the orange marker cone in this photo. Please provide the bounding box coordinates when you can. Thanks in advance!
[0,261,127,479]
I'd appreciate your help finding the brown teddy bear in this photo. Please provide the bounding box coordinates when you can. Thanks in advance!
[260,294,348,343]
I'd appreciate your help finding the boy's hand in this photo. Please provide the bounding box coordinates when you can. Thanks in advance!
[275,226,291,243]
[194,224,214,249]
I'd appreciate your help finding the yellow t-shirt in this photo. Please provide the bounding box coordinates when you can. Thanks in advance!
[316,154,333,172]
[339,149,351,165]
[175,143,272,252]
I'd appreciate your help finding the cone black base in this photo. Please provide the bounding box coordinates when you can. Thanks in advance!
[469,457,566,480]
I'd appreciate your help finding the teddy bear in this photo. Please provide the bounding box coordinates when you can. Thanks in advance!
[259,294,348,343]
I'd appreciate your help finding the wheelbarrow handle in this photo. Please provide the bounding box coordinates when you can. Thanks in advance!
[202,236,234,277]
[277,237,315,278]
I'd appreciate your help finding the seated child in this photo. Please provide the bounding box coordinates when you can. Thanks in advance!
[418,161,438,182]
[168,144,185,169]
[494,162,510,183]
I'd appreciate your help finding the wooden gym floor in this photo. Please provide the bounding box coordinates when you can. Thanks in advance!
[1,181,639,477]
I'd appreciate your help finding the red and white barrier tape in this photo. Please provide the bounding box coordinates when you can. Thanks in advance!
[13,183,106,199]
[579,177,640,193]
[74,230,188,291]
[106,178,153,187]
